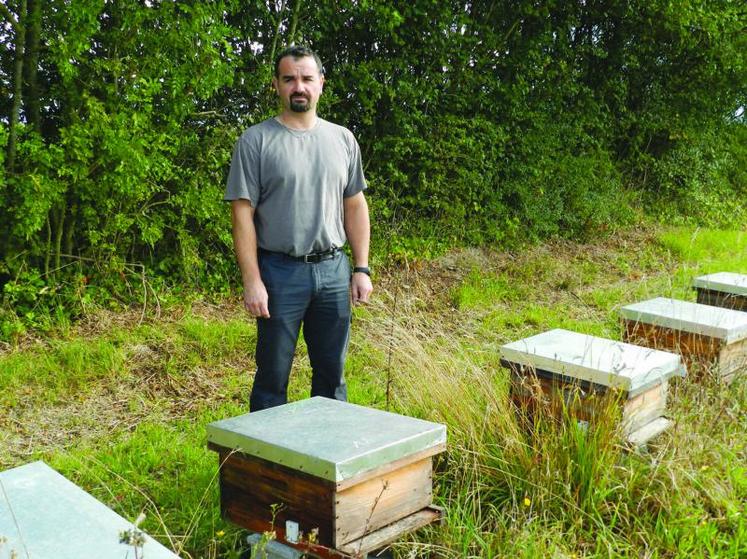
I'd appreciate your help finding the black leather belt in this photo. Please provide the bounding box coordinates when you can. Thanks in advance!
[260,247,340,263]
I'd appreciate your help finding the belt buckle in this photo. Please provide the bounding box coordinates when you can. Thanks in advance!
[303,248,335,263]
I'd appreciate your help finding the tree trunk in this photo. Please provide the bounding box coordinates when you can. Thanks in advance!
[268,0,288,70]
[64,203,77,258]
[54,201,66,274]
[288,0,302,45]
[6,0,28,172]
[44,213,51,278]
[23,0,42,133]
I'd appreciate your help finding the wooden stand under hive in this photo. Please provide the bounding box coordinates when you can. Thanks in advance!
[692,272,747,312]
[621,297,747,383]
[207,397,447,558]
[501,329,686,446]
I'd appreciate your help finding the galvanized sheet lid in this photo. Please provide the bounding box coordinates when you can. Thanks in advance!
[0,461,179,559]
[620,297,747,343]
[500,328,686,396]
[693,272,747,297]
[207,397,447,483]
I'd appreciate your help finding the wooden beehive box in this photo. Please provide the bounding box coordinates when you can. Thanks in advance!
[621,297,747,382]
[0,461,179,559]
[500,329,686,445]
[207,397,446,556]
[693,272,747,312]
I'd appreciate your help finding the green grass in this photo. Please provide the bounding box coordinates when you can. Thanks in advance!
[0,339,125,407]
[452,270,528,309]
[1,225,746,558]
[658,228,747,270]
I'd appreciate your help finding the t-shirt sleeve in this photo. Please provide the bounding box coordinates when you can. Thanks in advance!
[343,132,367,198]
[224,135,260,204]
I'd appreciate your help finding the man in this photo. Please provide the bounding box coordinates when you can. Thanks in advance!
[225,45,373,412]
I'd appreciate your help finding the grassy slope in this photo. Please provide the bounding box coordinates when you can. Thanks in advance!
[0,226,745,558]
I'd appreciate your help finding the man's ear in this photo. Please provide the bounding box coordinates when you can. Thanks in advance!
[271,76,279,94]
[320,75,325,92]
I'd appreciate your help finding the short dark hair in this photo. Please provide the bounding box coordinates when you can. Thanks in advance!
[274,45,324,78]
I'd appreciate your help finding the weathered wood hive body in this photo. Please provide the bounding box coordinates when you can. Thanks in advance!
[207,397,446,555]
[0,461,179,559]
[621,297,747,382]
[501,329,686,445]
[693,272,747,312]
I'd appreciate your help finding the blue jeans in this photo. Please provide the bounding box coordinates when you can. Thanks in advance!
[250,250,351,411]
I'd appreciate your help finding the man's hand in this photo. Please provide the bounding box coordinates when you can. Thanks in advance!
[351,272,373,305]
[243,280,270,318]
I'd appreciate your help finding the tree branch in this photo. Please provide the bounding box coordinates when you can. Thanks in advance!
[268,0,287,69]
[0,2,19,32]
[288,0,302,45]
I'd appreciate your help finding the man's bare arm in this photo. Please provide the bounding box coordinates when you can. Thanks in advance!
[343,192,373,304]
[231,199,270,317]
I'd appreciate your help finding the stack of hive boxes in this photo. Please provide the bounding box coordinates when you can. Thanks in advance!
[207,397,447,557]
[621,296,747,383]
[501,329,685,445]
[693,272,747,311]
[0,461,180,559]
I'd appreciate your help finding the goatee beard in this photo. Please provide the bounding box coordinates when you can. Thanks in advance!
[290,101,311,112]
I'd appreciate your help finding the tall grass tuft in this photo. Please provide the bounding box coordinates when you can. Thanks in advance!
[360,293,634,556]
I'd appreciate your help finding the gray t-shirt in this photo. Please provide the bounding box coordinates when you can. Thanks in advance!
[225,117,367,256]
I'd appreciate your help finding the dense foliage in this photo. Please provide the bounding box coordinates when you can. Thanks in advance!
[1,0,745,333]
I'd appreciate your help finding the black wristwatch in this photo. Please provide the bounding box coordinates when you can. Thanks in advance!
[353,266,371,277]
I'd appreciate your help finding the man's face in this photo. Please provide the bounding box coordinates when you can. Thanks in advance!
[272,55,324,114]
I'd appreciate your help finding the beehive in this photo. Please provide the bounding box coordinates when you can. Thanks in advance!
[0,461,179,559]
[500,329,686,445]
[693,272,747,312]
[621,297,747,382]
[207,397,446,556]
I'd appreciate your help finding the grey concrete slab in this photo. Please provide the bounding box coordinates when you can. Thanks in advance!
[0,461,180,559]
[207,397,446,483]
[693,272,747,297]
[500,328,686,396]
[620,297,747,343]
